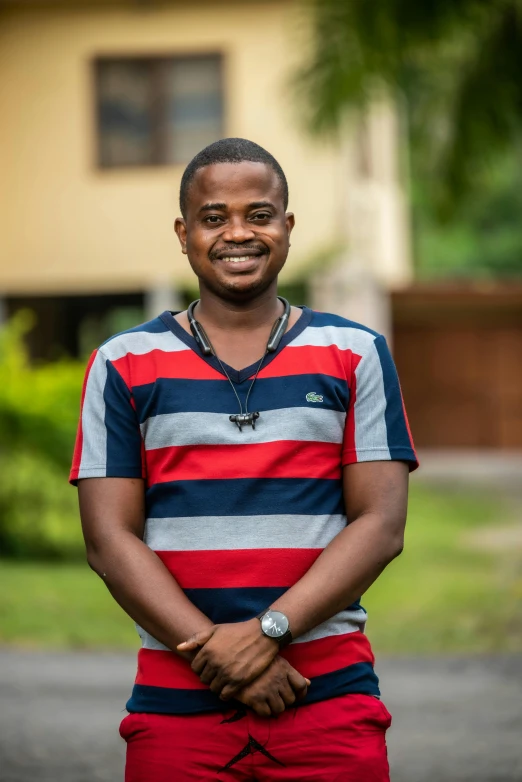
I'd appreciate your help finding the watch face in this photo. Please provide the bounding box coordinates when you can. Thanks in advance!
[261,611,289,638]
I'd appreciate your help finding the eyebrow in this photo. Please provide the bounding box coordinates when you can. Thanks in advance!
[248,201,276,210]
[199,202,227,213]
[198,200,277,214]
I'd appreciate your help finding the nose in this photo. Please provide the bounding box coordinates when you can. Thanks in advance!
[221,216,256,244]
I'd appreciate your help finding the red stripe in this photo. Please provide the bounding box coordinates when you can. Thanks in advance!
[112,349,224,388]
[69,350,97,482]
[260,345,357,381]
[280,630,374,678]
[146,440,342,484]
[400,387,419,468]
[136,648,206,689]
[135,631,374,688]
[341,353,361,463]
[156,548,322,588]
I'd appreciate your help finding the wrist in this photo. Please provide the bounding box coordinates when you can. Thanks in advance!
[246,617,280,655]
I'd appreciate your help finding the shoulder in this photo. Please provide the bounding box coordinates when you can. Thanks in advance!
[297,308,384,354]
[97,314,184,363]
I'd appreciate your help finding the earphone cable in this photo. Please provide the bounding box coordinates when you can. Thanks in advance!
[214,350,267,417]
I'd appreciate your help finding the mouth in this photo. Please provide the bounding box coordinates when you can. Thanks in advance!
[220,254,262,264]
[213,250,267,273]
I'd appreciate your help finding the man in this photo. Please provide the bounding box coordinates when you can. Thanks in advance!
[71,137,418,781]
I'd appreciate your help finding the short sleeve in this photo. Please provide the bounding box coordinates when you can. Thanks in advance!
[69,348,145,485]
[342,334,418,472]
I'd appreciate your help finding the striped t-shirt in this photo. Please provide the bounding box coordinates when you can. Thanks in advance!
[70,306,418,714]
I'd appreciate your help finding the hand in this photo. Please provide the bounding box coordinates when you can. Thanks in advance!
[177,619,279,699]
[235,656,311,717]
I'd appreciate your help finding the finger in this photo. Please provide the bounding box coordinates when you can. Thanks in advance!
[190,649,209,676]
[287,669,309,699]
[252,701,271,718]
[219,682,241,701]
[279,682,297,707]
[199,664,220,687]
[267,693,286,716]
[209,673,227,696]
[177,627,215,651]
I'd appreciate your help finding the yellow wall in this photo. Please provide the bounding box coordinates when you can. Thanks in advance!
[0,1,345,295]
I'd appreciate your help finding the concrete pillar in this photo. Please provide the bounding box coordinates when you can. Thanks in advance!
[311,261,392,346]
[144,277,183,321]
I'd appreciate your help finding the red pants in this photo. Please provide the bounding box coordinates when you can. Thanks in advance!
[120,694,392,781]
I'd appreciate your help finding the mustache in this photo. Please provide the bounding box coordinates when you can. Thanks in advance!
[209,244,267,260]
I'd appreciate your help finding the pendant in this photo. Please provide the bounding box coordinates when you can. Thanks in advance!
[229,412,260,432]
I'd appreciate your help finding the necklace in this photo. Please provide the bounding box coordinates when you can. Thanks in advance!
[187,298,290,432]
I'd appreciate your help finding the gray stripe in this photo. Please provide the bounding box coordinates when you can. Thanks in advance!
[144,514,347,551]
[101,329,188,363]
[137,625,171,651]
[291,608,367,643]
[353,339,390,459]
[79,350,108,474]
[136,608,367,652]
[290,325,378,351]
[141,407,346,449]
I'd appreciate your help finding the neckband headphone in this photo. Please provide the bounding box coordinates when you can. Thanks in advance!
[186,297,291,431]
[187,297,291,357]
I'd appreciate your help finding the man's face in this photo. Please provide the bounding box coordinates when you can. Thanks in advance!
[175,161,294,301]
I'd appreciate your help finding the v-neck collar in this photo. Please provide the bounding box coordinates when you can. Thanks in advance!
[159,305,312,384]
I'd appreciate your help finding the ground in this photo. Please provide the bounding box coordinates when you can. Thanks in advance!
[1,649,521,782]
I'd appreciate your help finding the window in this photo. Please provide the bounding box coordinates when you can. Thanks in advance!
[95,54,223,168]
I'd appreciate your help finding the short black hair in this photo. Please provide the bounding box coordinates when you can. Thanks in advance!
[179,137,289,217]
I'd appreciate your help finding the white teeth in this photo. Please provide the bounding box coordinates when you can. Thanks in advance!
[221,256,256,263]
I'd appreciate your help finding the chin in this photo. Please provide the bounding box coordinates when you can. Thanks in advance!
[212,275,275,300]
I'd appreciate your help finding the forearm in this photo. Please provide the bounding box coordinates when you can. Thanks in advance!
[87,532,213,659]
[271,512,404,638]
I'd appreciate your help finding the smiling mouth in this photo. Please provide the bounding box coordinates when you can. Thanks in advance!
[220,255,263,263]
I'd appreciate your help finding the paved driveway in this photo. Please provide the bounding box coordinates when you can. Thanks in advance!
[0,650,521,782]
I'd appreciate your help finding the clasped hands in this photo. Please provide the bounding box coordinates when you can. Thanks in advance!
[177,618,310,717]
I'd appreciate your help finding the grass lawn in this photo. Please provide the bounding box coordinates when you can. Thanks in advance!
[1,481,521,653]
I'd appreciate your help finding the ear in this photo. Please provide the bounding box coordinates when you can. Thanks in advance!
[174,217,188,254]
[285,212,295,242]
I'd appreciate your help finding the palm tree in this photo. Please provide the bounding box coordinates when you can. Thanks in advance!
[297,0,522,217]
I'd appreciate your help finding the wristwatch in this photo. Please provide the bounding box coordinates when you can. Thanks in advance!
[256,609,293,648]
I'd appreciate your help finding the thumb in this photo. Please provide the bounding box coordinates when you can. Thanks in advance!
[177,627,215,651]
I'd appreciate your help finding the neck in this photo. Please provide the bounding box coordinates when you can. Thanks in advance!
[196,284,282,332]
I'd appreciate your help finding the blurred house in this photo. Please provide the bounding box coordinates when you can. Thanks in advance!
[0,0,410,346]
[1,0,520,449]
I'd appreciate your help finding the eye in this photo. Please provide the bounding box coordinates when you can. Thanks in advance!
[204,215,224,225]
[251,212,271,222]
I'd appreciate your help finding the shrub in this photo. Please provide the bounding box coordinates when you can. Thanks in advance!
[0,313,85,558]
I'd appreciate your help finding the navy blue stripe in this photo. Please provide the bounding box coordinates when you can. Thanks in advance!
[301,662,380,704]
[104,360,144,478]
[127,684,225,714]
[309,310,380,336]
[146,478,344,518]
[374,336,416,460]
[184,586,287,624]
[125,662,379,715]
[132,374,349,422]
[182,586,362,624]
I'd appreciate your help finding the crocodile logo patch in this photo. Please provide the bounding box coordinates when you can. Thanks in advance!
[306,391,324,403]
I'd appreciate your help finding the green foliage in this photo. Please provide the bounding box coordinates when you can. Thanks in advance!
[0,451,84,559]
[298,0,522,276]
[413,147,522,278]
[0,313,85,558]
[299,0,522,207]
